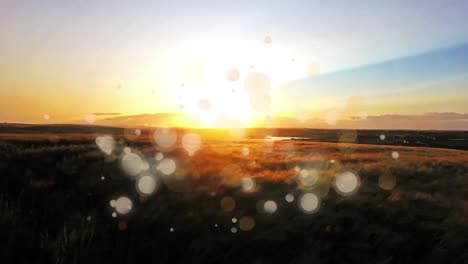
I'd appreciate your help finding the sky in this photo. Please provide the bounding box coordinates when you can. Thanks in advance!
[0,0,467,129]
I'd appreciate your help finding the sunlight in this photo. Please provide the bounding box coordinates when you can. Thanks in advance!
[158,36,309,128]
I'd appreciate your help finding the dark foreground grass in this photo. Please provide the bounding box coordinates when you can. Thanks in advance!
[0,135,467,264]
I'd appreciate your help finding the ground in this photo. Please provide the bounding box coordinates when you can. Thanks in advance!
[0,126,467,264]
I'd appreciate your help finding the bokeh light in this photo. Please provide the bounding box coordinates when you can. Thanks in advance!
[121,152,144,176]
[297,168,319,188]
[242,147,250,156]
[392,151,399,159]
[157,158,176,175]
[379,173,397,190]
[244,73,271,111]
[285,193,294,203]
[85,113,96,124]
[182,133,201,156]
[220,164,243,187]
[264,200,277,214]
[123,147,131,154]
[136,175,158,196]
[380,134,386,140]
[220,196,236,212]
[230,227,238,234]
[153,127,177,149]
[198,99,211,111]
[232,217,238,223]
[264,35,272,44]
[227,68,240,81]
[325,109,340,125]
[240,177,256,192]
[299,193,320,214]
[359,111,368,120]
[141,162,150,171]
[115,196,133,215]
[96,136,115,155]
[118,221,127,231]
[333,171,360,196]
[135,129,141,136]
[239,216,255,231]
[155,152,164,161]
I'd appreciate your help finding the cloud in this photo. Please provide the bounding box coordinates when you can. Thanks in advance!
[90,112,121,116]
[343,112,468,130]
[96,113,182,127]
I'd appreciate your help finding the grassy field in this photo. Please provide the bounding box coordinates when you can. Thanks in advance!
[0,129,467,264]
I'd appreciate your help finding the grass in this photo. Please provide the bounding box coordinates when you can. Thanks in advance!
[0,133,467,263]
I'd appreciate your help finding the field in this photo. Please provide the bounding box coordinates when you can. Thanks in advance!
[0,125,468,264]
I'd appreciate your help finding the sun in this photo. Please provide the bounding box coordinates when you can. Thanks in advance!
[157,36,310,128]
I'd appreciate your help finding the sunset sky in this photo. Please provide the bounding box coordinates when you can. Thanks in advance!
[1,0,467,129]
